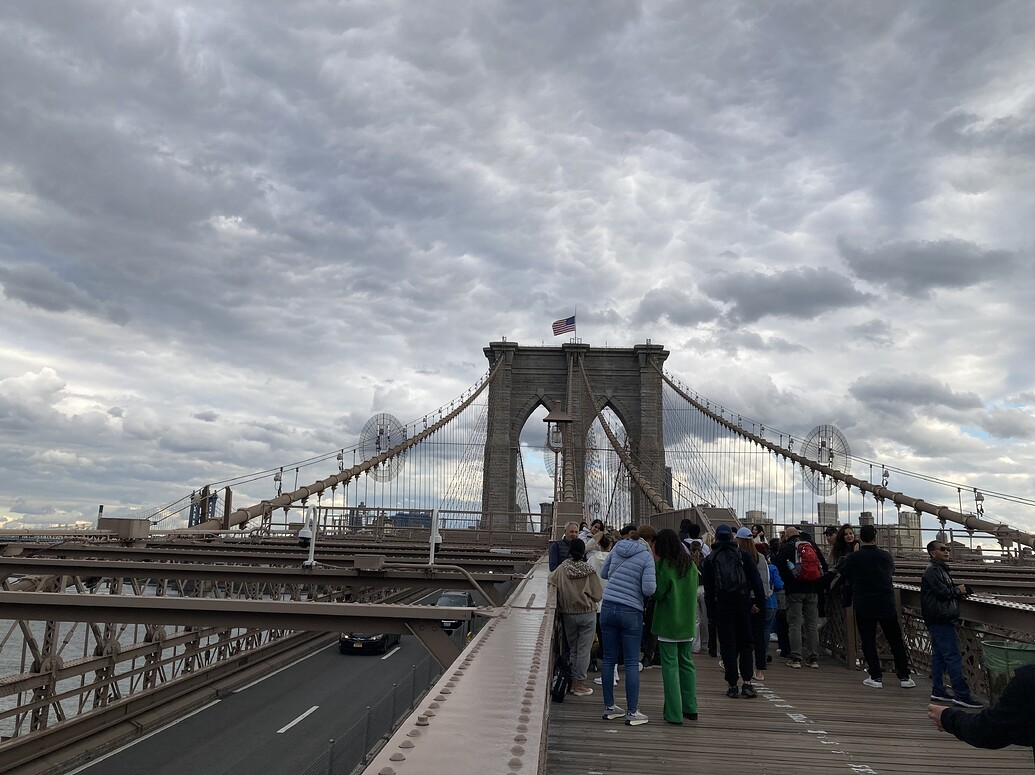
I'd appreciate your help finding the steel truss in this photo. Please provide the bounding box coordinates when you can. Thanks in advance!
[0,536,535,774]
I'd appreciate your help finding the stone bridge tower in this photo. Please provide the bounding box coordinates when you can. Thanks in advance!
[481,341,669,530]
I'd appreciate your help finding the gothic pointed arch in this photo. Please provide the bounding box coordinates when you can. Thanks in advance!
[481,341,669,529]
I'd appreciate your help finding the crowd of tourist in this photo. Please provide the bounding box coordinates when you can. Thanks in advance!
[545,516,1032,759]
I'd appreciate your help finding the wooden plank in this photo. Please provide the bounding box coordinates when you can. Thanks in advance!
[547,653,1032,774]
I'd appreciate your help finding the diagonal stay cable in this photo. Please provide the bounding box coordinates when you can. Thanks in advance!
[186,359,503,531]
[578,361,672,514]
[654,363,1035,550]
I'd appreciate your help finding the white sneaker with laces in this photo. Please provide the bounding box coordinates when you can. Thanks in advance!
[602,704,625,720]
[863,677,883,688]
[900,677,917,688]
[625,709,649,726]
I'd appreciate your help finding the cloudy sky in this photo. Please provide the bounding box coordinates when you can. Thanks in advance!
[1,1,1033,534]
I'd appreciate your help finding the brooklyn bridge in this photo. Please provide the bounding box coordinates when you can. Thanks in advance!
[1,342,1032,774]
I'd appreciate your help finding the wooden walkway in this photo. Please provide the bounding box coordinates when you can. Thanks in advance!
[547,652,1032,774]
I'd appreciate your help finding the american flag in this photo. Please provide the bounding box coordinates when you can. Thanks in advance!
[552,315,576,336]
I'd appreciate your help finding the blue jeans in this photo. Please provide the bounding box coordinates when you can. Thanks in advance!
[928,623,972,696]
[600,600,643,711]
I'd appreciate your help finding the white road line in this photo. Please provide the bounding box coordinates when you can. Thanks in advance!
[65,640,336,772]
[277,705,319,734]
[381,645,402,660]
[235,641,337,693]
[64,699,221,774]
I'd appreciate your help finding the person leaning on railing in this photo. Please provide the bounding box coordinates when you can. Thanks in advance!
[928,664,1035,764]
[921,540,982,708]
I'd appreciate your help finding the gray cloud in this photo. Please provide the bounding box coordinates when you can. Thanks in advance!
[0,1,1032,533]
[845,319,895,349]
[701,267,874,324]
[632,288,722,328]
[849,374,982,413]
[10,498,56,516]
[838,238,1019,297]
[980,408,1035,441]
[0,265,129,324]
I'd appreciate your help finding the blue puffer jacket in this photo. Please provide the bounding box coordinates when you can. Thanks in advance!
[600,539,657,611]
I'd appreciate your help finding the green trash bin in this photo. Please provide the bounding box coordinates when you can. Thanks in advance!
[981,640,1035,706]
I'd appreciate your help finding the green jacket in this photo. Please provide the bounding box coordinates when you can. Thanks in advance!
[651,559,698,640]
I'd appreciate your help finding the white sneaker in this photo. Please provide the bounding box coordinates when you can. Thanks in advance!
[593,673,619,686]
[602,704,625,720]
[625,709,649,726]
[900,677,917,688]
[863,678,883,689]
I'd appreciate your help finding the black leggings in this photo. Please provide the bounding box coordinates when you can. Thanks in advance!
[751,608,767,671]
[715,604,753,686]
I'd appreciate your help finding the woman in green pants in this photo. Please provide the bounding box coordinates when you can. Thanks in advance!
[651,528,699,724]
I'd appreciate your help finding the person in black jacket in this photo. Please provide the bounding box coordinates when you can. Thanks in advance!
[929,664,1035,765]
[921,539,981,708]
[701,524,765,699]
[839,524,915,689]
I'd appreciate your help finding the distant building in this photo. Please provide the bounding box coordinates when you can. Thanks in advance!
[883,510,923,555]
[817,502,839,526]
[391,510,432,528]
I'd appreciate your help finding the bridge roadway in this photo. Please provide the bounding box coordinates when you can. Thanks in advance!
[364,559,1032,775]
[67,635,435,775]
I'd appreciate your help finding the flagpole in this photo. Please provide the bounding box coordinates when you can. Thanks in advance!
[574,305,577,339]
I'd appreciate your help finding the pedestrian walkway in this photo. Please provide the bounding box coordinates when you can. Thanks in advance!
[547,652,1032,774]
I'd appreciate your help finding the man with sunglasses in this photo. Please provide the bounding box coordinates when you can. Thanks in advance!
[921,540,982,708]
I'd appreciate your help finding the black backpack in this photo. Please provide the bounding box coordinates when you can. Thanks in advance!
[713,543,748,597]
[550,655,571,703]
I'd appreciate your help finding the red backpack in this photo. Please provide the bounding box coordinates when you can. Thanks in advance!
[793,540,822,582]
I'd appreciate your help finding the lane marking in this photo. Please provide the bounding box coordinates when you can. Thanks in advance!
[277,705,319,734]
[235,641,337,693]
[65,700,221,774]
[66,639,336,771]
[381,645,402,660]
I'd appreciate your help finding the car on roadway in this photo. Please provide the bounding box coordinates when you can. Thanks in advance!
[434,590,475,630]
[338,632,401,654]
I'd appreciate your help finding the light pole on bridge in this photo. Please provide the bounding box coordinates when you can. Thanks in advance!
[544,406,573,536]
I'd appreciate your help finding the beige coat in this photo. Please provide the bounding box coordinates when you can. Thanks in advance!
[548,560,604,614]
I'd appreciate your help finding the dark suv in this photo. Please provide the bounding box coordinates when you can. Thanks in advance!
[434,590,475,630]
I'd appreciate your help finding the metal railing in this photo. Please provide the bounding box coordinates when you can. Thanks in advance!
[821,584,1035,699]
[296,635,471,775]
